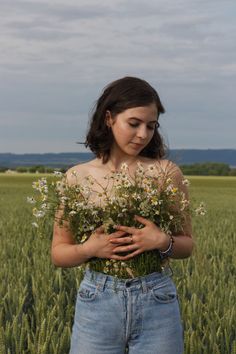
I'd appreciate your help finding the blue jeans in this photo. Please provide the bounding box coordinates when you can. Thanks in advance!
[69,267,184,354]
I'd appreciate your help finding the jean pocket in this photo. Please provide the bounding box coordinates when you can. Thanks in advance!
[151,279,177,304]
[77,282,98,302]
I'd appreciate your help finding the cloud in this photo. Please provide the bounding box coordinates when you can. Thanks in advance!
[0,0,235,152]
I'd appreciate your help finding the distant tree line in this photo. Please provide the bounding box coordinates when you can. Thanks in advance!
[0,165,67,173]
[180,162,236,176]
[0,162,236,176]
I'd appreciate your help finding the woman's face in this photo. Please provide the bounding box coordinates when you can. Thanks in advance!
[107,103,158,157]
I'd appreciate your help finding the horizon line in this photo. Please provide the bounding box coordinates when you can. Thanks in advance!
[1,148,236,155]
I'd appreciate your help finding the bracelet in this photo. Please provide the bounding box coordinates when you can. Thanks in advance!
[159,235,174,260]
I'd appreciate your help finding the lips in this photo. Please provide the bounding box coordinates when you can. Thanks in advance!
[130,143,144,148]
[131,142,144,146]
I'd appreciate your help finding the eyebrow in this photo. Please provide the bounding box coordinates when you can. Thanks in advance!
[128,117,157,123]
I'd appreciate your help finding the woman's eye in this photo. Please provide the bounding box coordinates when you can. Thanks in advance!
[129,123,155,130]
[129,123,139,128]
[129,123,156,130]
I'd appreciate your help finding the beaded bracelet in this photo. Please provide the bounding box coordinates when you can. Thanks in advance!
[159,235,174,260]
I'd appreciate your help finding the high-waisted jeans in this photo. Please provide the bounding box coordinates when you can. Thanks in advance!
[69,267,184,354]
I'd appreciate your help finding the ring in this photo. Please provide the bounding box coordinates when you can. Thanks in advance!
[130,236,133,243]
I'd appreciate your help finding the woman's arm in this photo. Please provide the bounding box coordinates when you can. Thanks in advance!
[51,214,92,268]
[51,216,129,267]
[162,234,193,259]
[161,160,194,259]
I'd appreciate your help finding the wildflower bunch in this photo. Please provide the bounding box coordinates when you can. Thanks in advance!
[28,163,206,278]
[100,163,191,237]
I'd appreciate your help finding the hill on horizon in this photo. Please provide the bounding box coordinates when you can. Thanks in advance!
[0,149,236,168]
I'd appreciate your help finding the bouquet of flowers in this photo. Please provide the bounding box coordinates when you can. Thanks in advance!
[28,162,206,278]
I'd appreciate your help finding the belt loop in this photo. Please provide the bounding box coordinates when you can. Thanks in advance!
[84,266,92,280]
[141,277,148,293]
[97,274,108,292]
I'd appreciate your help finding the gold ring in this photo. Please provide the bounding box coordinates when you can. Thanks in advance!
[130,236,133,243]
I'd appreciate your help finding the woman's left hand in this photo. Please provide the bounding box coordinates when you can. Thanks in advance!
[109,215,170,261]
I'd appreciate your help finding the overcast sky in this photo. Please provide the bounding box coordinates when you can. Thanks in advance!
[0,0,235,153]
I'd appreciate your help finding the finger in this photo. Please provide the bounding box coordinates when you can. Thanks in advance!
[111,249,141,261]
[113,243,138,253]
[109,236,133,244]
[134,215,151,225]
[114,224,137,233]
[95,226,105,233]
[110,230,128,238]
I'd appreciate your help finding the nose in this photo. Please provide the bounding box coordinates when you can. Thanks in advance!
[136,126,148,140]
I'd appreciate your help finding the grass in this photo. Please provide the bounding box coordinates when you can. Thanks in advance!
[0,174,235,353]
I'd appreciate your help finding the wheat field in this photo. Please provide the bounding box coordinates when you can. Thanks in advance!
[0,174,235,354]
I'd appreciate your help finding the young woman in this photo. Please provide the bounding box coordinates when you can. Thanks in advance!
[51,76,193,354]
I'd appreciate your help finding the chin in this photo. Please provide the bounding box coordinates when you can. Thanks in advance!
[126,149,140,156]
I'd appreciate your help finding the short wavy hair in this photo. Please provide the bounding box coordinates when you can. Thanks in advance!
[85,76,166,163]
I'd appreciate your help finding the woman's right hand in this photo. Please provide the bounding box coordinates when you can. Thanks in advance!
[82,225,128,259]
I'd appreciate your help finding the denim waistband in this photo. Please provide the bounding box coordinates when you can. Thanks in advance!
[83,266,173,292]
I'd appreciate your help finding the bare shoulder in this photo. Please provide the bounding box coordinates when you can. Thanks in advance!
[150,158,184,181]
[161,160,188,192]
[156,159,181,173]
[65,159,97,185]
[147,158,178,172]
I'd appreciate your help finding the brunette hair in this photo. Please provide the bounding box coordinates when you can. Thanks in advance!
[84,76,166,163]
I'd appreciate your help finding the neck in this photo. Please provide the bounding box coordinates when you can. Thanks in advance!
[105,156,142,172]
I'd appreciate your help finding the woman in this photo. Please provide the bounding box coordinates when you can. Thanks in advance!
[52,76,193,354]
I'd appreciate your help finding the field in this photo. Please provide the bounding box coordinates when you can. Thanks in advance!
[0,174,235,354]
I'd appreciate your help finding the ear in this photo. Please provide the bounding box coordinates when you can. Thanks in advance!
[105,110,113,127]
